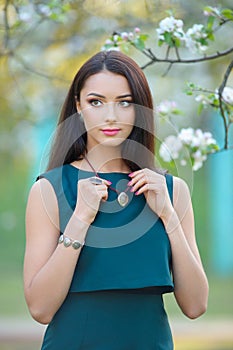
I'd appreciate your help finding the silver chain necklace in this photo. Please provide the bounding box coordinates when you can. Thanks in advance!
[84,156,130,207]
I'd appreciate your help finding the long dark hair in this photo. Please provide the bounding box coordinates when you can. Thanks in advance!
[47,50,156,171]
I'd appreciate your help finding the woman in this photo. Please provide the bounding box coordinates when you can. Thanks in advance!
[24,50,209,349]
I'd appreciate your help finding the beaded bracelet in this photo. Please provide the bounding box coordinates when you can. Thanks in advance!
[58,234,85,250]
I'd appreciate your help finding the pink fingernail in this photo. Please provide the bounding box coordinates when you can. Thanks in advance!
[128,172,134,177]
[107,181,112,185]
[128,181,132,186]
[135,191,140,195]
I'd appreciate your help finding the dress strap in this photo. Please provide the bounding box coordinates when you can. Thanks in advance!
[165,174,173,205]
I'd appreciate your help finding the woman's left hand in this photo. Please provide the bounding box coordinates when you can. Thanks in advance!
[128,168,173,221]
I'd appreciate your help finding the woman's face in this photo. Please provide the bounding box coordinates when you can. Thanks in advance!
[76,71,135,150]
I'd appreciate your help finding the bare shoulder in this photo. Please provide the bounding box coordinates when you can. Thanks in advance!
[28,177,57,202]
[26,178,59,229]
[172,176,202,262]
[173,176,191,201]
[172,176,193,222]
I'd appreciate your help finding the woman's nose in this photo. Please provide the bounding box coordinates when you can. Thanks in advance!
[104,102,117,122]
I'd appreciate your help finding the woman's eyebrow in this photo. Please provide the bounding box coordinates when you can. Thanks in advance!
[86,93,132,99]
[116,94,132,99]
[87,93,105,98]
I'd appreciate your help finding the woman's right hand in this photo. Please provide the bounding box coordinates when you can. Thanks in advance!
[74,177,111,224]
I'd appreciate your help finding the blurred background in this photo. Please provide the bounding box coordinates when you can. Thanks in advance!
[0,0,233,349]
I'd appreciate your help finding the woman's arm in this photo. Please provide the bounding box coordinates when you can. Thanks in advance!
[128,170,209,319]
[162,176,209,319]
[24,178,89,325]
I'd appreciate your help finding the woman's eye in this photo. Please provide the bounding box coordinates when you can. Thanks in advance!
[90,99,102,107]
[119,100,131,107]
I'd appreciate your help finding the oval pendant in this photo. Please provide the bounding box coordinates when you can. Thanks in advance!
[117,192,129,207]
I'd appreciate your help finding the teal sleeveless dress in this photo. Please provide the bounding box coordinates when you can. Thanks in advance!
[38,164,174,350]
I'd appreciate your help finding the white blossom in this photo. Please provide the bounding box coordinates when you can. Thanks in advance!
[178,128,195,145]
[180,159,187,166]
[113,34,119,41]
[121,32,129,40]
[193,160,203,171]
[186,24,207,39]
[18,5,34,22]
[19,11,32,22]
[185,24,208,53]
[134,27,141,33]
[159,128,218,171]
[37,4,52,17]
[105,39,114,45]
[159,135,183,162]
[156,16,184,40]
[195,94,208,104]
[106,46,120,52]
[192,150,207,171]
[128,32,134,40]
[159,143,172,162]
[157,100,177,116]
[222,86,233,105]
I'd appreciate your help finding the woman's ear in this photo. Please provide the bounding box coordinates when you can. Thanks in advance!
[76,100,81,114]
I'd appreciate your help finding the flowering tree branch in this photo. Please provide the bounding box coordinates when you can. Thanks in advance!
[218,60,233,149]
[102,5,233,171]
[139,47,233,71]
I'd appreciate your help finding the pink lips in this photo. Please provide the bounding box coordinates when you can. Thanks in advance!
[102,128,121,136]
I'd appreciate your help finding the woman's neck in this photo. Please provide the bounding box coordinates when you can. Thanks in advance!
[85,155,129,173]
[82,153,130,173]
[80,145,130,173]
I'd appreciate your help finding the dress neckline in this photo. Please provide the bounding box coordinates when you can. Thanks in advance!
[67,163,130,175]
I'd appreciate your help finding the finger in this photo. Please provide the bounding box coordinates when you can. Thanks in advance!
[135,183,158,196]
[129,168,152,177]
[97,187,108,201]
[102,179,112,186]
[128,171,145,187]
[130,177,147,193]
[89,176,112,186]
[128,169,144,178]
[102,192,108,201]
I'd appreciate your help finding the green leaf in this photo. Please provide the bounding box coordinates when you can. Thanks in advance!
[197,103,204,115]
[121,43,130,53]
[172,109,183,115]
[174,37,181,48]
[203,6,214,14]
[165,9,173,16]
[164,32,175,47]
[11,20,23,30]
[207,15,215,30]
[139,34,149,41]
[49,13,60,21]
[158,39,164,47]
[133,37,145,50]
[185,82,196,92]
[221,8,233,20]
[207,32,215,41]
